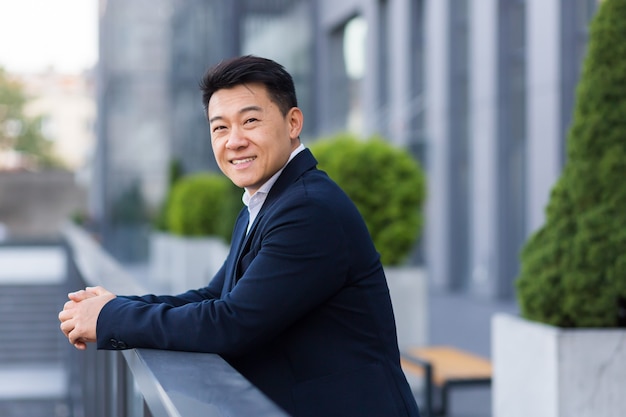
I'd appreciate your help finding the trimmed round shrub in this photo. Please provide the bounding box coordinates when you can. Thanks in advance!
[516,0,626,328]
[167,172,241,242]
[310,133,427,266]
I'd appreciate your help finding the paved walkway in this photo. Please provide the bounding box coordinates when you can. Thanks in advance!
[426,289,519,417]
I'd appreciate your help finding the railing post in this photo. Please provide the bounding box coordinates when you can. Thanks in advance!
[113,350,129,417]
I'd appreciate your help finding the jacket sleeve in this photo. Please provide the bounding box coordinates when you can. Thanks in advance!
[96,194,353,354]
[120,262,226,306]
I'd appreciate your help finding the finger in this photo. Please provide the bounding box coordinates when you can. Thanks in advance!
[68,324,93,347]
[60,319,74,338]
[68,290,86,302]
[58,309,71,323]
[69,289,101,302]
[59,308,76,323]
[68,327,80,346]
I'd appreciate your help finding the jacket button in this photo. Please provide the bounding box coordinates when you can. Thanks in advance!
[118,341,127,349]
[110,338,118,349]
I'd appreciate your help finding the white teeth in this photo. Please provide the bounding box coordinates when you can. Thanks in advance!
[232,157,255,165]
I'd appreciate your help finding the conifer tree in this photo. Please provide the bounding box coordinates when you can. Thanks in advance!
[516,0,626,327]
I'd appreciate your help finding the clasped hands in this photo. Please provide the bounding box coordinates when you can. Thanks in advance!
[58,286,116,350]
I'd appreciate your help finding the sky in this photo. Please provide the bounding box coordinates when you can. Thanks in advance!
[0,0,98,74]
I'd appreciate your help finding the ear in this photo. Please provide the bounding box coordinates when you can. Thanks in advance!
[287,107,304,140]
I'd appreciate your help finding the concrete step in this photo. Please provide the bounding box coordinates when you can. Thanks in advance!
[0,350,63,364]
[0,246,66,285]
[0,246,71,409]
[0,283,66,366]
[0,398,70,417]
[0,364,69,417]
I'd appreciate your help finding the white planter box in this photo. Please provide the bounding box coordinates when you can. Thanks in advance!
[385,266,429,351]
[492,313,626,417]
[149,240,428,344]
[149,232,229,294]
[149,232,177,291]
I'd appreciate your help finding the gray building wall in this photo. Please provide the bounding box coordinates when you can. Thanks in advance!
[169,0,240,174]
[97,0,171,210]
[526,0,562,239]
[427,0,598,298]
[91,0,598,295]
[467,0,499,297]
[424,0,452,292]
[95,0,172,260]
[241,0,316,140]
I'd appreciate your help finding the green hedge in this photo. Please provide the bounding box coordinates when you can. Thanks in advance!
[310,133,426,266]
[516,0,626,328]
[167,172,241,242]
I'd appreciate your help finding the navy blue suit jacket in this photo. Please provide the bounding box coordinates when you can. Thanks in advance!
[97,149,420,417]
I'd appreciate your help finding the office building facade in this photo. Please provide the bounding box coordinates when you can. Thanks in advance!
[95,0,598,297]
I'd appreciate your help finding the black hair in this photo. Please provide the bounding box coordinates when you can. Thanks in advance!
[199,55,298,118]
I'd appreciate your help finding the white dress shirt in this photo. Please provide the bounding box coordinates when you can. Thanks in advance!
[242,144,305,234]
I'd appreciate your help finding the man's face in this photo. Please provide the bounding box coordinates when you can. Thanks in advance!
[208,83,303,195]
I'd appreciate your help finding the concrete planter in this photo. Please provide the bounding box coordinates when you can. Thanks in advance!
[384,266,428,351]
[148,232,176,291]
[492,313,626,417]
[148,240,428,343]
[149,232,229,294]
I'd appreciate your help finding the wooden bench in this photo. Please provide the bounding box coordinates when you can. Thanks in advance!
[400,346,492,416]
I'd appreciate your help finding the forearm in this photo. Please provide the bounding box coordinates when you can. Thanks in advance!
[95,295,237,353]
[121,265,226,305]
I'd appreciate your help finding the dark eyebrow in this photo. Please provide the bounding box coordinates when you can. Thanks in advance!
[209,105,262,125]
[240,105,262,113]
[208,115,223,124]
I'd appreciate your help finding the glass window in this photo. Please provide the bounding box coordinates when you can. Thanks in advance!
[241,0,314,138]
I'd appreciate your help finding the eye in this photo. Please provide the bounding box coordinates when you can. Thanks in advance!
[244,117,258,125]
[212,125,226,133]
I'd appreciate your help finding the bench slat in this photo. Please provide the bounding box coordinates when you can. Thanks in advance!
[401,346,492,416]
[405,346,492,386]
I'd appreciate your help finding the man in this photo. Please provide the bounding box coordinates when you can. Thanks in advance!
[59,55,420,417]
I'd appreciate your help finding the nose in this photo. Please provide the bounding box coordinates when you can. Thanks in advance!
[225,127,248,150]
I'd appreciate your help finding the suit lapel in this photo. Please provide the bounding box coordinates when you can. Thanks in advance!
[256,148,318,217]
[225,149,319,292]
[223,209,248,293]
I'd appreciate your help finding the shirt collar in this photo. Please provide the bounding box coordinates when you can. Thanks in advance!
[242,143,305,207]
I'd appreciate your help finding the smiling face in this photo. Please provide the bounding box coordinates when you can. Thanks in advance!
[208,83,303,195]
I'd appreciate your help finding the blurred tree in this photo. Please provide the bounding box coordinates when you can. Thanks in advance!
[0,67,63,169]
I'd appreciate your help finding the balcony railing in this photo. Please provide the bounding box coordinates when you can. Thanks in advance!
[63,223,288,417]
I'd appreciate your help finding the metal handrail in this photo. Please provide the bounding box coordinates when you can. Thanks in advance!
[63,223,288,417]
